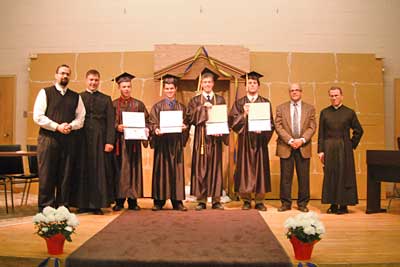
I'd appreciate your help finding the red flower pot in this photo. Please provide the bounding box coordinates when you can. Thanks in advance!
[289,235,318,260]
[44,233,66,255]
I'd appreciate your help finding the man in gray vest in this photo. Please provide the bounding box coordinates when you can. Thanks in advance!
[33,64,86,211]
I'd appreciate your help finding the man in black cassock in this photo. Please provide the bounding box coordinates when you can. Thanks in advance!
[33,64,85,211]
[149,74,189,211]
[318,86,363,214]
[112,72,149,211]
[72,69,115,215]
[186,68,229,211]
[228,71,274,211]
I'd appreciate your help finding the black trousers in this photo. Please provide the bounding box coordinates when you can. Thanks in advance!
[279,150,310,208]
[37,133,77,209]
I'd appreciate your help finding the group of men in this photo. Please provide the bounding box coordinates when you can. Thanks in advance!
[33,64,363,215]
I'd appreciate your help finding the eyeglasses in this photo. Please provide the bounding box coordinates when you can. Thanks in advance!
[289,89,302,92]
[57,72,70,76]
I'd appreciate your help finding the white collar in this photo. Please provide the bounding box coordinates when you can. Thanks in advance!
[247,94,258,102]
[55,83,67,95]
[86,88,97,94]
[291,100,302,106]
[202,91,214,99]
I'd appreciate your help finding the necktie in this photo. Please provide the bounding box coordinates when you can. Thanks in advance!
[293,103,300,138]
[207,95,211,102]
[169,101,174,108]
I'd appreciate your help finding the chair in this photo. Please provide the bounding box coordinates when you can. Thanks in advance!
[19,145,39,205]
[9,145,39,207]
[0,144,23,213]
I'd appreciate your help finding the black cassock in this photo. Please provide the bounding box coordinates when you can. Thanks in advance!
[318,105,363,205]
[149,99,189,201]
[71,91,115,209]
[229,95,274,194]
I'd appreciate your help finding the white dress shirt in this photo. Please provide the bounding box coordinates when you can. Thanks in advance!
[33,83,86,132]
[246,94,258,102]
[202,91,214,100]
[288,100,306,145]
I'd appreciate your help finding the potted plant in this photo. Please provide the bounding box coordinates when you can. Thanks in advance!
[284,211,325,260]
[33,206,79,255]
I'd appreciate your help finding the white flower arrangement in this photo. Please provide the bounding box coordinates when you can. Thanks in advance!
[284,211,325,243]
[33,206,79,242]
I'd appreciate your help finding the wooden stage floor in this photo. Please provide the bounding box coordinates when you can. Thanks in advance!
[1,197,400,267]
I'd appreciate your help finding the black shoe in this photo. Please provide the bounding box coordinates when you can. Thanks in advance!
[298,206,309,212]
[327,204,338,214]
[277,205,291,212]
[212,202,224,210]
[128,205,141,211]
[174,203,188,211]
[152,205,162,211]
[255,203,267,211]
[242,201,251,210]
[93,209,104,215]
[77,208,90,214]
[195,203,206,211]
[112,205,123,211]
[337,205,349,215]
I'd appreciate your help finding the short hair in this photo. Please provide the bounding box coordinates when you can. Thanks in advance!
[117,77,132,85]
[55,64,71,74]
[329,86,343,95]
[246,76,260,86]
[202,72,216,82]
[86,69,100,78]
[289,83,302,91]
[163,77,178,88]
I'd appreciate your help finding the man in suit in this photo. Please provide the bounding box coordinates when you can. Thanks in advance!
[275,83,316,212]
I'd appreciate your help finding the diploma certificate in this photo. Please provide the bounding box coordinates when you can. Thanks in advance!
[122,112,147,140]
[248,102,271,131]
[206,104,229,135]
[160,110,183,134]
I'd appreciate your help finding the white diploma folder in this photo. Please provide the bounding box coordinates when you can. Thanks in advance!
[122,111,147,140]
[248,102,272,132]
[160,110,183,134]
[206,104,229,135]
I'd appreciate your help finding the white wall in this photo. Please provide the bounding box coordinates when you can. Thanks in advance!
[0,0,399,147]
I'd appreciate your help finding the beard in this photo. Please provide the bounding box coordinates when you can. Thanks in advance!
[59,77,69,87]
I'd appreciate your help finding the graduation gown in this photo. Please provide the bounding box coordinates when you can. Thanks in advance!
[318,105,363,205]
[71,91,115,208]
[186,94,229,198]
[229,95,274,194]
[149,99,189,201]
[113,97,149,199]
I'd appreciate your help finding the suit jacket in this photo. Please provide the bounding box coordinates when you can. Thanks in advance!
[275,101,316,159]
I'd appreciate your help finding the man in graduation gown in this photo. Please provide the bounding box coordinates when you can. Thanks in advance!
[149,74,189,211]
[112,72,149,211]
[186,68,229,210]
[33,64,85,211]
[275,83,316,212]
[318,86,363,214]
[228,71,274,211]
[72,69,115,215]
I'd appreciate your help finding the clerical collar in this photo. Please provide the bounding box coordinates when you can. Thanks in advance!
[202,91,214,99]
[86,88,98,94]
[55,83,68,95]
[247,94,258,102]
[333,104,343,110]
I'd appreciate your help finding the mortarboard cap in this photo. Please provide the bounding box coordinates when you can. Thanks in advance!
[241,71,263,80]
[201,67,219,81]
[113,72,136,84]
[160,73,180,83]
